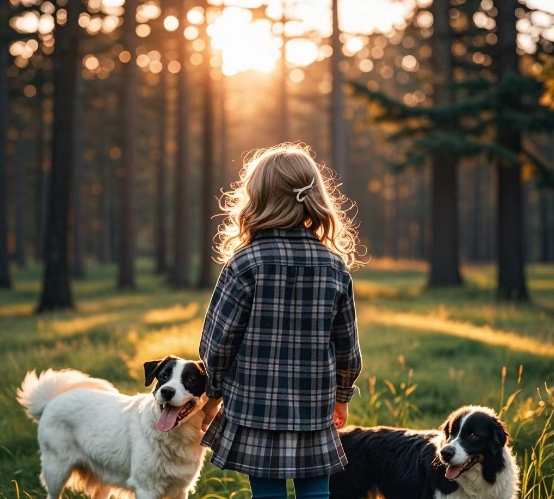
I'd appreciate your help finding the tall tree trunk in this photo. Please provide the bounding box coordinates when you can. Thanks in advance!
[469,163,481,261]
[118,0,138,289]
[172,0,191,288]
[278,3,288,143]
[495,0,528,300]
[100,147,112,264]
[105,92,118,265]
[37,1,79,312]
[331,0,345,179]
[72,72,85,278]
[34,90,46,261]
[198,67,216,289]
[220,74,229,189]
[13,134,26,268]
[98,94,114,265]
[539,190,550,262]
[428,0,462,287]
[38,98,52,263]
[418,166,428,260]
[387,174,400,260]
[485,170,495,261]
[198,12,216,289]
[0,20,10,288]
[384,175,393,258]
[155,67,167,274]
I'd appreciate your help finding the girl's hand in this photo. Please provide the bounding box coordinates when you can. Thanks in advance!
[334,402,348,429]
[202,397,222,432]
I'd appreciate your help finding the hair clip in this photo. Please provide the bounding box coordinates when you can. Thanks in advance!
[293,177,315,202]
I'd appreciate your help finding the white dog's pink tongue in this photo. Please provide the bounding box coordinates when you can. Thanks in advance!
[446,464,462,480]
[157,405,181,432]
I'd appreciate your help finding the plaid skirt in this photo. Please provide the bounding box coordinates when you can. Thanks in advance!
[201,409,348,479]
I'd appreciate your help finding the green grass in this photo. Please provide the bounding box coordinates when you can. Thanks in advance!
[1,260,554,498]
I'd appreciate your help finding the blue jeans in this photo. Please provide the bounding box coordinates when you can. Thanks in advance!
[248,475,330,499]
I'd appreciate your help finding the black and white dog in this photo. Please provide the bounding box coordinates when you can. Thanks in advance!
[329,406,519,499]
[18,356,208,499]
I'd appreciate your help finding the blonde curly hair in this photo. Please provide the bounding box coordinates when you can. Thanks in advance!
[215,143,364,270]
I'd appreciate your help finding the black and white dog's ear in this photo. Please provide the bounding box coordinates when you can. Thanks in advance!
[439,418,450,439]
[490,419,509,455]
[143,357,172,387]
[197,360,206,375]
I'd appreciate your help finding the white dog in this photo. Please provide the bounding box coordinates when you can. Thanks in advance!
[17,356,208,499]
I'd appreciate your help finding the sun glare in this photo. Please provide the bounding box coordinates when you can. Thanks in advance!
[210,7,279,75]
[7,0,422,77]
[206,0,416,76]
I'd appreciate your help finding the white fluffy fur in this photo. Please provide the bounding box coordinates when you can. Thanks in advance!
[17,368,207,499]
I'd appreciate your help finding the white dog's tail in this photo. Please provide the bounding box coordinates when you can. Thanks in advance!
[17,369,118,422]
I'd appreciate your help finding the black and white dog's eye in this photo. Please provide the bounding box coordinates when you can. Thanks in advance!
[469,432,477,439]
[160,373,170,381]
[185,378,193,385]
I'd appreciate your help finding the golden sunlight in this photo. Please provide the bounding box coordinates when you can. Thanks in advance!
[209,7,279,75]
[207,0,417,76]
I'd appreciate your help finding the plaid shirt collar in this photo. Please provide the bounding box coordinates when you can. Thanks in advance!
[254,226,320,241]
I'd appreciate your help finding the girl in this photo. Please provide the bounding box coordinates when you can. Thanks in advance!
[199,144,363,499]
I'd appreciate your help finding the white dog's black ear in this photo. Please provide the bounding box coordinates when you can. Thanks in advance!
[143,357,173,387]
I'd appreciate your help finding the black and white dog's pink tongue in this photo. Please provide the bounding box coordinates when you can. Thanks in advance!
[157,405,181,432]
[445,465,462,480]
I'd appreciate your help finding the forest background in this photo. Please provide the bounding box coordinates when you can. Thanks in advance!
[2,0,554,498]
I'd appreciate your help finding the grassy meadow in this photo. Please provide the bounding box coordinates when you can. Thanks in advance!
[1,260,554,498]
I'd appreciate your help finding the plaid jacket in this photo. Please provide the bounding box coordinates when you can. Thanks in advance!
[199,226,362,431]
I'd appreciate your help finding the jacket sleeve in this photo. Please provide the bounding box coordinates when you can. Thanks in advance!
[332,273,362,403]
[199,265,252,399]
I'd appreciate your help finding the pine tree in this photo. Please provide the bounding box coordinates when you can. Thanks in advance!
[38,0,81,311]
[198,0,217,289]
[172,0,192,289]
[350,0,554,299]
[117,0,138,290]
[428,0,462,287]
[495,0,527,300]
[0,2,13,289]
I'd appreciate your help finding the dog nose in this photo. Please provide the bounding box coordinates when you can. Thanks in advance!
[160,387,175,400]
[441,447,455,462]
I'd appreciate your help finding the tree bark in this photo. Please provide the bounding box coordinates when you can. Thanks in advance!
[331,0,345,179]
[98,94,114,265]
[155,67,167,274]
[495,0,528,300]
[104,92,118,265]
[171,0,191,288]
[278,3,288,143]
[34,90,46,261]
[198,39,216,289]
[428,0,462,287]
[37,1,79,312]
[0,19,10,288]
[418,166,428,260]
[469,163,481,261]
[220,74,229,189]
[539,191,550,262]
[13,133,26,268]
[38,98,52,263]
[72,71,85,278]
[118,0,138,289]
